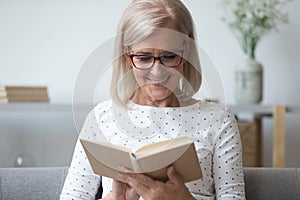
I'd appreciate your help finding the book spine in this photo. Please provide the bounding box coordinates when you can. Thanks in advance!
[130,153,144,173]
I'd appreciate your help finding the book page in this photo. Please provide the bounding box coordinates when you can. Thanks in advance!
[134,137,192,157]
[133,143,192,172]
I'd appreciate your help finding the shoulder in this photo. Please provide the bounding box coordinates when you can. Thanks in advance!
[93,99,113,114]
[94,99,113,111]
[80,99,113,139]
[195,101,237,127]
[84,99,113,124]
[197,100,233,115]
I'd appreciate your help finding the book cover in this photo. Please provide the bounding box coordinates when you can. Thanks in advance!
[80,137,202,183]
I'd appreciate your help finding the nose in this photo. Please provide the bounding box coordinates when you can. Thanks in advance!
[150,59,164,75]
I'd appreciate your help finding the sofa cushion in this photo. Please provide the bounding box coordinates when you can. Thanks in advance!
[0,167,68,200]
[0,167,299,199]
[244,168,300,200]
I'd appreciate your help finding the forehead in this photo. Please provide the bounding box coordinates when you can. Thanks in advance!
[131,28,185,51]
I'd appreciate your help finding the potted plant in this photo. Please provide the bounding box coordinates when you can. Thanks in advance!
[220,0,293,103]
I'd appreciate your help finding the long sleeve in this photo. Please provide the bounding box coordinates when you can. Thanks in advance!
[60,110,102,200]
[212,107,246,199]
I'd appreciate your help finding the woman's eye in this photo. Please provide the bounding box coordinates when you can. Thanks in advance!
[162,54,177,60]
[135,56,153,62]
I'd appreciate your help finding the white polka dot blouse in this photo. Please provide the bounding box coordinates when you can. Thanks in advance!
[60,99,246,200]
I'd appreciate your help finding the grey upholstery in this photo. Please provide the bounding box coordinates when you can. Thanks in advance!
[0,167,299,200]
[244,168,300,200]
[0,167,68,200]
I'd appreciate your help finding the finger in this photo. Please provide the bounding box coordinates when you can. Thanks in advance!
[112,180,125,195]
[112,180,122,189]
[166,165,182,184]
[121,172,155,187]
[133,173,155,186]
[120,173,151,196]
[118,165,133,173]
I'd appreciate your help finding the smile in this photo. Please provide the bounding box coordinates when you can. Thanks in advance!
[147,77,169,85]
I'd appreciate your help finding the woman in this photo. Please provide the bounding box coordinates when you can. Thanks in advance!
[61,0,245,199]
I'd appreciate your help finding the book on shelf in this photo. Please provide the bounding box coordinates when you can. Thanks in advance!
[4,86,48,94]
[80,136,202,183]
[0,85,49,103]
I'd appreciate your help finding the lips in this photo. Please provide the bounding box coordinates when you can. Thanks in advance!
[151,79,167,84]
[146,77,169,85]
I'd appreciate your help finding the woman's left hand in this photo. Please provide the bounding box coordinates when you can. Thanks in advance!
[119,166,195,200]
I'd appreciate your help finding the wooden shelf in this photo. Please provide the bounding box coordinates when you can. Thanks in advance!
[0,103,93,113]
[230,105,274,116]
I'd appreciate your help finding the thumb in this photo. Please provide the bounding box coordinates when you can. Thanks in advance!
[167,165,181,184]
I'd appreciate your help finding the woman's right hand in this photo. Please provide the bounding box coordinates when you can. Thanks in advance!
[101,180,140,200]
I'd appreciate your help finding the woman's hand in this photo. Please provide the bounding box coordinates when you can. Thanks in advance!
[120,166,195,200]
[101,180,139,200]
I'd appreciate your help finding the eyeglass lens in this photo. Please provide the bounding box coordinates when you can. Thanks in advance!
[132,52,182,69]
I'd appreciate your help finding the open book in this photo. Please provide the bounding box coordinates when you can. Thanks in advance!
[80,137,202,183]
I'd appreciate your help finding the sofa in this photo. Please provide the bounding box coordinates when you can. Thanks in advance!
[0,167,299,200]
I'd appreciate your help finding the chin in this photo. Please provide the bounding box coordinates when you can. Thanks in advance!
[147,89,174,101]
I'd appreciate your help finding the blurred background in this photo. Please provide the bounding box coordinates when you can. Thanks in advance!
[0,0,299,167]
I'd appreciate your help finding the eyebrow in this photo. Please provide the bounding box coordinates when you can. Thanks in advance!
[133,51,153,55]
[132,49,181,55]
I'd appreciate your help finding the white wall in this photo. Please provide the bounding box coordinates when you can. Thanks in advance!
[0,0,299,166]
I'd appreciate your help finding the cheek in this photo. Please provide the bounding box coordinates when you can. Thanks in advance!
[169,72,182,87]
[132,69,146,84]
[171,65,184,79]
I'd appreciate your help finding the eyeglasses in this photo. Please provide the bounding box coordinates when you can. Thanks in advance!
[128,50,184,70]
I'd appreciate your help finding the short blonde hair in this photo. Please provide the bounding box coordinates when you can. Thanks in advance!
[110,0,202,107]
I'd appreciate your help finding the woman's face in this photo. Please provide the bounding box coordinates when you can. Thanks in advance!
[128,29,186,106]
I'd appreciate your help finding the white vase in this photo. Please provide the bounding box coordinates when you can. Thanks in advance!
[235,56,263,104]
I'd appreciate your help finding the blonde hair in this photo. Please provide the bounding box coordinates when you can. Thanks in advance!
[110,0,202,107]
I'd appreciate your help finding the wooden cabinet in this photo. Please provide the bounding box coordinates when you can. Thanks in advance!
[231,105,287,167]
[238,121,260,167]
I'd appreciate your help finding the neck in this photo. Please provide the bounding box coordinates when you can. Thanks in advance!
[131,92,180,107]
